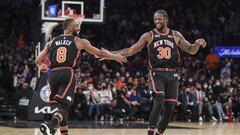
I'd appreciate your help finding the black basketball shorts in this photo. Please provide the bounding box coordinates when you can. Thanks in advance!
[148,70,178,102]
[48,67,76,106]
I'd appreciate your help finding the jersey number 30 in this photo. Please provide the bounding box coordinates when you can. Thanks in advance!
[57,47,67,63]
[157,47,171,59]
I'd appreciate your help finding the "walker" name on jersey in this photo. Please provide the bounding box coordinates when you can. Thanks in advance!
[55,40,72,46]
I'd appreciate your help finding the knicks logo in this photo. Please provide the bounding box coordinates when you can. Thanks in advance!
[40,85,51,103]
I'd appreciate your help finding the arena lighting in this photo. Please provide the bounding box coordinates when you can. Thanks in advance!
[48,4,57,17]
[215,46,240,58]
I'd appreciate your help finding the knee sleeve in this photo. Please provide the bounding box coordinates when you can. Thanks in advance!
[50,102,70,130]
[158,101,176,133]
[59,104,69,124]
[148,95,164,127]
[59,104,69,135]
[54,103,69,124]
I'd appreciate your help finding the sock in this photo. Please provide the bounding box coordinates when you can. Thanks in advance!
[148,127,156,135]
[50,114,61,129]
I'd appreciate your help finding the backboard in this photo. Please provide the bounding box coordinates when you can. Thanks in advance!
[41,0,105,23]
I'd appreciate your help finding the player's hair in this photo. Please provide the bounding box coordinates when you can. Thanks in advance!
[62,19,74,30]
[154,9,168,21]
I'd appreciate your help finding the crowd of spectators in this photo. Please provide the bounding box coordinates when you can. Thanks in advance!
[0,0,240,122]
[67,50,240,122]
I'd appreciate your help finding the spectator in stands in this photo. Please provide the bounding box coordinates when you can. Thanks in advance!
[112,87,138,121]
[98,83,113,121]
[225,96,234,122]
[232,95,240,121]
[72,87,88,120]
[83,84,100,120]
[221,61,232,87]
[205,91,222,121]
[180,88,196,121]
[205,48,220,74]
[129,88,140,120]
[21,82,33,91]
[195,83,205,121]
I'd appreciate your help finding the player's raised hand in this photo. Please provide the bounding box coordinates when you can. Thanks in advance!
[195,38,207,48]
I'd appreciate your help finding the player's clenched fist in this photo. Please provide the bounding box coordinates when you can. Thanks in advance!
[195,39,207,48]
[38,64,48,73]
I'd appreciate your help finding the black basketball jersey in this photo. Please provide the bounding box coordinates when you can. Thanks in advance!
[147,29,180,68]
[49,35,80,69]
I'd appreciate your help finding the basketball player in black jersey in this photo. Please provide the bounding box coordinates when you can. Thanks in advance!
[35,19,127,135]
[110,10,206,135]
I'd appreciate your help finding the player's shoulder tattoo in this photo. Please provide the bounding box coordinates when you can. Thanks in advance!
[145,31,152,38]
[143,31,153,43]
[173,30,184,39]
[172,30,181,45]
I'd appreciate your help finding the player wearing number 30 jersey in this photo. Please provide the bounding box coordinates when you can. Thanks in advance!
[147,29,180,69]
[111,9,206,135]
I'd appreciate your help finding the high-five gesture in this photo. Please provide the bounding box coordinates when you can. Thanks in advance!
[99,47,127,65]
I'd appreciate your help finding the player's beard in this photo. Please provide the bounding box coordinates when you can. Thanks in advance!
[157,23,164,32]
[155,23,162,31]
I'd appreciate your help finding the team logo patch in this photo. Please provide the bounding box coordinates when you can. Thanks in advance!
[173,73,179,78]
[66,96,72,101]
[152,72,156,76]
[168,35,173,38]
[40,85,51,103]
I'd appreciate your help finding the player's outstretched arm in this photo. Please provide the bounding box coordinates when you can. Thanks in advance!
[35,41,51,72]
[112,32,152,57]
[75,38,127,65]
[173,31,206,55]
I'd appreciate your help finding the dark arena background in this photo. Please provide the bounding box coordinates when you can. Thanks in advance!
[0,0,240,135]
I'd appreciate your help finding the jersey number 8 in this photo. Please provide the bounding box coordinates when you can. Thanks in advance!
[56,47,67,63]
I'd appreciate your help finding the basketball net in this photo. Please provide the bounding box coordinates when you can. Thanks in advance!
[67,12,85,28]
[42,22,59,42]
[43,12,84,43]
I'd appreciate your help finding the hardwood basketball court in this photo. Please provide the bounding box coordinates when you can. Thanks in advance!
[0,121,239,135]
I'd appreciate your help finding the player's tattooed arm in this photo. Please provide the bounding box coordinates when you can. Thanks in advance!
[35,41,51,67]
[35,41,52,72]
[111,48,129,56]
[173,30,206,55]
[75,38,127,64]
[112,32,152,57]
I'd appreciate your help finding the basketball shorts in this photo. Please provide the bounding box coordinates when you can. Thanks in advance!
[148,70,178,102]
[48,68,76,106]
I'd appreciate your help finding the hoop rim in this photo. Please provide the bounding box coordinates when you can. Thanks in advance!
[67,14,84,20]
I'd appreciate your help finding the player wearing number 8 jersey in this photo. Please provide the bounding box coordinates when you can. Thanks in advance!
[35,17,127,135]
[49,36,80,69]
[111,9,206,135]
